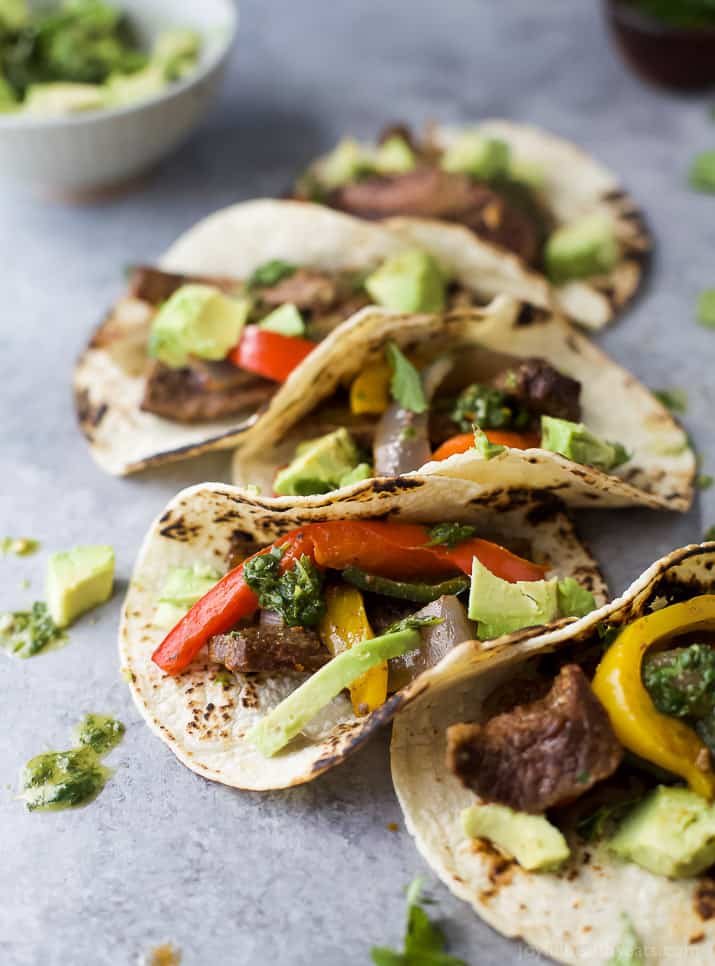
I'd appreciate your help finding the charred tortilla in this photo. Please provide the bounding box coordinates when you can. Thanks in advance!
[119,478,606,791]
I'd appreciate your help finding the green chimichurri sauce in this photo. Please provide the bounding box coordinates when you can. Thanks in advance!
[0,601,65,658]
[0,536,39,556]
[74,714,125,756]
[21,714,125,812]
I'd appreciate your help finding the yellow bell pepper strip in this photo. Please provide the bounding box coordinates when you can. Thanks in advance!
[349,362,392,415]
[592,596,715,800]
[319,585,387,715]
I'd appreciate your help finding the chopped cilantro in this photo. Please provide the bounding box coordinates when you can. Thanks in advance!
[1,537,39,556]
[426,522,476,549]
[248,259,296,289]
[0,602,64,658]
[653,388,687,414]
[386,615,443,634]
[243,546,325,627]
[697,289,715,328]
[371,877,469,966]
[690,151,715,193]
[213,669,234,689]
[576,770,591,784]
[451,382,528,433]
[577,798,640,843]
[386,342,427,414]
[473,428,505,460]
[697,473,714,490]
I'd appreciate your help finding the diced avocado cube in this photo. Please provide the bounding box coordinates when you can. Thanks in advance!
[154,562,221,627]
[320,138,374,189]
[105,65,166,107]
[374,135,417,174]
[24,83,105,116]
[509,157,546,191]
[545,211,619,283]
[462,802,570,871]
[541,416,630,473]
[153,28,201,80]
[557,577,596,620]
[46,545,115,629]
[247,628,420,756]
[148,284,250,369]
[338,462,372,487]
[274,429,362,497]
[440,132,510,180]
[468,558,558,639]
[608,786,715,878]
[258,303,305,337]
[365,250,447,313]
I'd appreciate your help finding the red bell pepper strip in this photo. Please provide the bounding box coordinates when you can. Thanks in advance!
[431,429,541,462]
[228,326,315,383]
[152,520,546,675]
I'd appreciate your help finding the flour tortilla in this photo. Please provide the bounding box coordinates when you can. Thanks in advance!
[306,120,651,329]
[75,198,559,477]
[233,295,694,511]
[391,542,715,965]
[119,478,607,791]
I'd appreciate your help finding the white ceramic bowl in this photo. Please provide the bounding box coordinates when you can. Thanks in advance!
[0,0,238,193]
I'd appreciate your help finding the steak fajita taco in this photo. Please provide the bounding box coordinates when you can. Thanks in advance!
[293,121,651,329]
[391,542,715,965]
[232,296,694,511]
[119,478,606,790]
[74,199,553,477]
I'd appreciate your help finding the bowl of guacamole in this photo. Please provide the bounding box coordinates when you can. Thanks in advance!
[0,0,237,191]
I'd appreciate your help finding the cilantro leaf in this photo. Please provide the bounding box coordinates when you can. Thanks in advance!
[426,522,476,549]
[653,388,687,414]
[386,342,427,414]
[690,151,715,193]
[248,259,297,289]
[697,289,715,329]
[0,601,64,658]
[697,474,714,490]
[243,546,325,627]
[370,877,469,966]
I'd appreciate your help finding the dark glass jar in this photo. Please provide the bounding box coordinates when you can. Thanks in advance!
[606,0,715,91]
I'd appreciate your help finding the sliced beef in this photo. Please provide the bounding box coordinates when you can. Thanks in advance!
[329,168,543,264]
[140,359,275,423]
[258,268,341,311]
[129,266,234,305]
[446,664,623,813]
[494,357,582,423]
[208,622,329,673]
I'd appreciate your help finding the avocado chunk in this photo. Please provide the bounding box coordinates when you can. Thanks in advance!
[154,562,221,628]
[148,284,249,369]
[609,785,715,878]
[247,627,420,756]
[365,250,447,313]
[46,545,115,629]
[545,211,619,283]
[462,802,570,871]
[374,135,417,174]
[541,415,630,473]
[320,137,373,189]
[24,82,105,115]
[105,64,166,108]
[337,462,372,487]
[153,28,201,81]
[440,131,510,180]
[468,558,559,639]
[273,428,366,497]
[258,302,305,337]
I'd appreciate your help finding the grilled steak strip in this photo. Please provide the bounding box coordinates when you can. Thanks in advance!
[208,623,329,674]
[447,664,623,813]
[141,360,275,423]
[329,168,544,265]
[493,357,582,423]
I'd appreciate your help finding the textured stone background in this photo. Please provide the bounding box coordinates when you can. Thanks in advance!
[2,1,714,963]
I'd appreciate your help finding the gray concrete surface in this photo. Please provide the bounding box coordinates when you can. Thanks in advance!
[2,1,714,963]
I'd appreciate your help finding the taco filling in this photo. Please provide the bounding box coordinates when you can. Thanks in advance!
[448,597,715,879]
[151,518,596,757]
[294,124,619,283]
[260,341,629,497]
[125,251,482,425]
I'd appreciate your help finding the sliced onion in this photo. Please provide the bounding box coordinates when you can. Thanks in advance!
[373,355,453,476]
[388,594,475,692]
